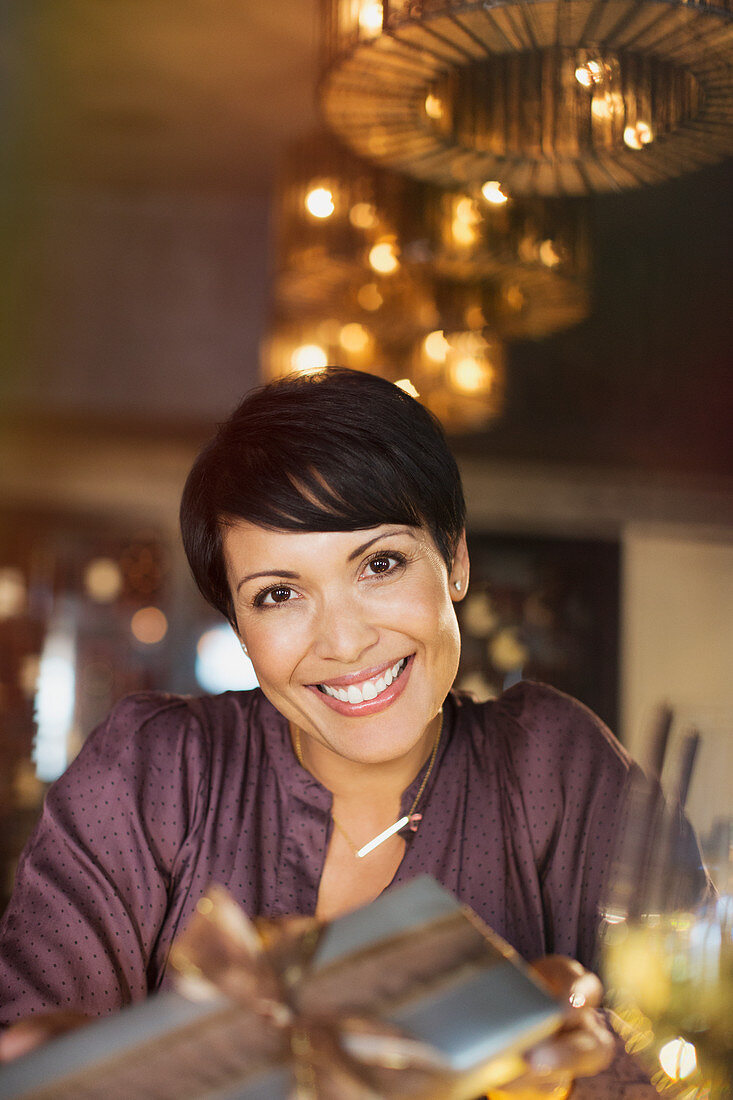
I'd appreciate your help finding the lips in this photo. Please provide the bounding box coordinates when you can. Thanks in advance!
[317,657,408,704]
[308,655,413,715]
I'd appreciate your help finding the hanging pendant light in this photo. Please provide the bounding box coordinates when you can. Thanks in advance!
[271,130,591,342]
[319,0,733,195]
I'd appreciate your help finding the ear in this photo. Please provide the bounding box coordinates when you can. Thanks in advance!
[449,531,470,602]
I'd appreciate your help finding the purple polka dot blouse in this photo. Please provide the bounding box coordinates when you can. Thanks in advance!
[0,681,633,1027]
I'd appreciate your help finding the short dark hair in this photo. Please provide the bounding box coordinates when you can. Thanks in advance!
[180,367,466,626]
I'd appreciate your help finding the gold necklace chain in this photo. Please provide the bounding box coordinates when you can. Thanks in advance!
[293,714,442,859]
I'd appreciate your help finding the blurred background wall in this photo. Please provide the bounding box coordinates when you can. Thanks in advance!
[0,1,731,905]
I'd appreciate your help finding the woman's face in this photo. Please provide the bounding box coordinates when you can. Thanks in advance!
[223,521,469,766]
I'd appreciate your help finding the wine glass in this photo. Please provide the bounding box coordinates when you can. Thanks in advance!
[598,713,733,1098]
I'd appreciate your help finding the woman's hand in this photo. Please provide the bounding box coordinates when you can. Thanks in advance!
[492,955,615,1095]
[0,958,612,1086]
[0,1011,91,1063]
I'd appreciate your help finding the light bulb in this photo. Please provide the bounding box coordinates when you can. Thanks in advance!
[451,356,492,395]
[357,282,383,311]
[358,1,383,36]
[451,217,477,247]
[305,186,335,219]
[423,330,449,363]
[424,93,443,120]
[349,202,377,229]
[624,121,654,149]
[291,343,328,374]
[480,180,509,205]
[339,322,370,353]
[539,239,561,268]
[575,59,606,87]
[368,240,399,274]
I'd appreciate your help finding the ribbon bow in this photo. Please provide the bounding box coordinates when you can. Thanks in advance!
[168,887,527,1099]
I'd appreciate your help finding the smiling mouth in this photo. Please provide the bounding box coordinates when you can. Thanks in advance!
[316,657,409,705]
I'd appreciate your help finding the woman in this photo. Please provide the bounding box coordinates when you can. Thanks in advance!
[0,367,659,1091]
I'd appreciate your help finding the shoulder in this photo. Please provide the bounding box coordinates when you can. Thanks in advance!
[65,687,274,782]
[450,680,632,785]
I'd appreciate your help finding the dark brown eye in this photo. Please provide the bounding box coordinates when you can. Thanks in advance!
[369,556,393,574]
[269,586,292,603]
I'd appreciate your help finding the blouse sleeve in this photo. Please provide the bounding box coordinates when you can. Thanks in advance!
[0,693,209,1027]
[493,681,635,968]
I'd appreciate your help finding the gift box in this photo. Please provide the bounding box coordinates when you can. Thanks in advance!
[0,876,563,1099]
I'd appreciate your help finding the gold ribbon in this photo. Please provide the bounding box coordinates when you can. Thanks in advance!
[168,887,528,1099]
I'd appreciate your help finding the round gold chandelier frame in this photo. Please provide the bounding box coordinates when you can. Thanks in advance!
[320,0,733,195]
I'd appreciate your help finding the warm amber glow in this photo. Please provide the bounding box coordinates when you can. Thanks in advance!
[624,121,654,149]
[358,1,383,36]
[450,355,493,395]
[423,330,449,363]
[349,201,377,229]
[424,93,443,120]
[291,343,328,374]
[450,195,480,246]
[451,217,477,247]
[464,304,486,330]
[368,239,399,274]
[658,1038,697,1081]
[395,378,419,398]
[591,92,624,121]
[575,59,605,87]
[503,284,526,312]
[357,282,383,311]
[518,235,538,263]
[339,322,371,353]
[539,239,561,268]
[480,180,509,205]
[455,196,479,223]
[305,186,335,219]
[131,607,168,645]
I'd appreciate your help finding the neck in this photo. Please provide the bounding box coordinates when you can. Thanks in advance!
[291,712,441,806]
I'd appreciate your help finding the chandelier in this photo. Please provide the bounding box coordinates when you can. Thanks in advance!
[270,130,591,342]
[261,311,507,431]
[263,129,602,429]
[319,0,733,195]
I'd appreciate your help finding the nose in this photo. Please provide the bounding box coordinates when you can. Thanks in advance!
[311,590,379,665]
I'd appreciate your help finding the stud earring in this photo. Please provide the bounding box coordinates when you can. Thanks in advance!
[453,580,462,592]
[240,642,248,655]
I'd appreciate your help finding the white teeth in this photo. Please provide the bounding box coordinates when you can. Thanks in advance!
[320,657,407,705]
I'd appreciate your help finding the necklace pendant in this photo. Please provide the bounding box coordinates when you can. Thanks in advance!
[405,812,423,833]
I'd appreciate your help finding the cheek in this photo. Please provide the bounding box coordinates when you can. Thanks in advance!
[384,576,460,651]
[243,613,311,685]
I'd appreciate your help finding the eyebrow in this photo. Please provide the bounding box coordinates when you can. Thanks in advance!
[235,527,417,593]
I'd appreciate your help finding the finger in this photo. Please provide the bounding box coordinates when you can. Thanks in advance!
[530,955,604,1010]
[524,1010,616,1078]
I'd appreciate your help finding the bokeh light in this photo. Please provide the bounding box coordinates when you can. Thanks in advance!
[84,557,123,603]
[195,624,259,694]
[130,606,168,645]
[304,186,335,219]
